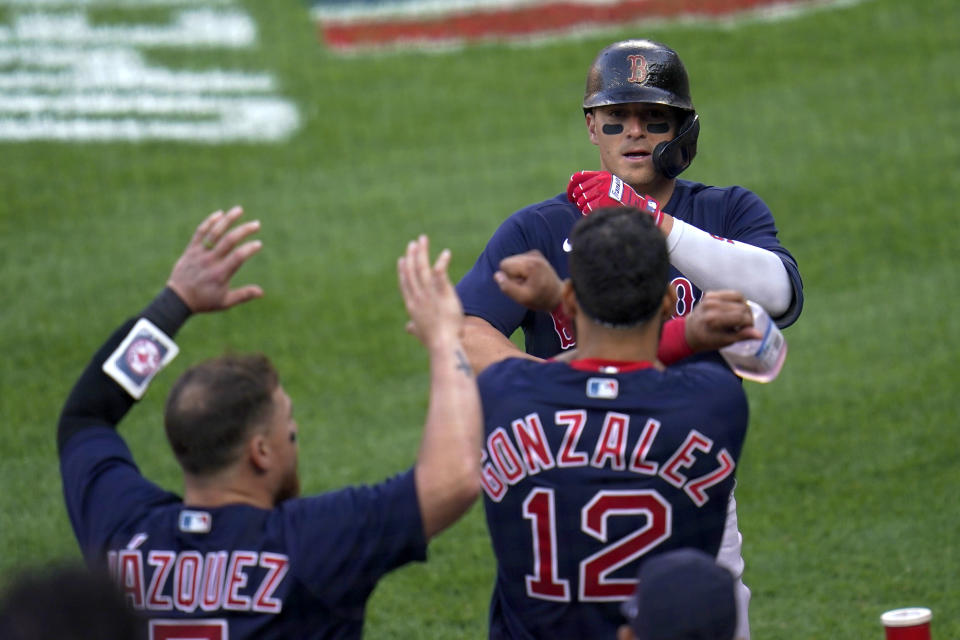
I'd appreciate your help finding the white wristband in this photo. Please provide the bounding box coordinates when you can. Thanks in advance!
[102,318,179,399]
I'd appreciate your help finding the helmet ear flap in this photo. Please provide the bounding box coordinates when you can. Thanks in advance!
[653,113,700,179]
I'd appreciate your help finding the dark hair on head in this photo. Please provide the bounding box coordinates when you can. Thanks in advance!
[0,562,145,640]
[568,207,670,327]
[164,353,279,476]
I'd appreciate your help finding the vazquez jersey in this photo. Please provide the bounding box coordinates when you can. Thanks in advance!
[59,310,427,640]
[477,356,748,639]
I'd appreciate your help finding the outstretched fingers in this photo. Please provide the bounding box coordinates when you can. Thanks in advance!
[168,206,263,313]
[220,236,264,308]
[432,247,451,279]
[219,220,262,275]
[192,209,224,248]
[222,282,264,309]
[201,206,244,251]
[399,238,425,305]
[397,235,462,347]
[411,235,433,293]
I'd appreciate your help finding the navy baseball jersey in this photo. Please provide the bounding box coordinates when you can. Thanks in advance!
[58,297,427,640]
[477,356,748,639]
[457,180,804,358]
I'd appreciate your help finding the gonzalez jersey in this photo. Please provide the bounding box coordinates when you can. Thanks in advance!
[59,306,427,640]
[456,180,804,358]
[477,356,748,639]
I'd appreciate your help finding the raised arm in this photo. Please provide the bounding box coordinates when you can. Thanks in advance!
[398,236,482,540]
[567,171,795,319]
[493,250,761,365]
[461,315,537,375]
[57,207,263,452]
[661,215,792,317]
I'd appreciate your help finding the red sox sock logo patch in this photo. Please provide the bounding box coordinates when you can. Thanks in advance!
[126,338,163,378]
[102,318,179,399]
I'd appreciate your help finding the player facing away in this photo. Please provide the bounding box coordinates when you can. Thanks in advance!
[456,39,805,639]
[477,208,750,639]
[58,207,482,639]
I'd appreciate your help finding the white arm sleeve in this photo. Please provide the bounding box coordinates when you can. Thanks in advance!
[666,218,792,317]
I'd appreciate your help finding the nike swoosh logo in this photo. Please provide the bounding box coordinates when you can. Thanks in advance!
[562,238,572,252]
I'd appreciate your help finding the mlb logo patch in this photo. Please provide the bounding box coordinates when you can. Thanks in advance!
[102,318,178,399]
[587,377,619,399]
[179,510,212,534]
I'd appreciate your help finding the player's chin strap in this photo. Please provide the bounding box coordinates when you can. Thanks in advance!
[653,113,700,179]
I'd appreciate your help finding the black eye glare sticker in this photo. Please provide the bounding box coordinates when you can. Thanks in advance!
[601,122,669,135]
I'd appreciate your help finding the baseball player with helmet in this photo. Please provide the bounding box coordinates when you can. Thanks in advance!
[58,207,482,639]
[477,207,755,638]
[457,39,805,639]
[618,548,738,640]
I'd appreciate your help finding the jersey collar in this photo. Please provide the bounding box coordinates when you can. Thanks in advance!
[567,358,655,373]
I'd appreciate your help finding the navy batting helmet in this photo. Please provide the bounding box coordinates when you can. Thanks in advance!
[583,39,700,179]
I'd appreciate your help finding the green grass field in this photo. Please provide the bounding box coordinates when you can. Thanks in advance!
[1,0,958,637]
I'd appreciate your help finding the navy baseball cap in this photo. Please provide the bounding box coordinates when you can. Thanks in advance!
[621,548,737,640]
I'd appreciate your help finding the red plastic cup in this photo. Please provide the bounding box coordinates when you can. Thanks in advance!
[881,608,932,640]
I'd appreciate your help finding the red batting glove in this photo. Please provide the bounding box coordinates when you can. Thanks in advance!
[566,170,663,226]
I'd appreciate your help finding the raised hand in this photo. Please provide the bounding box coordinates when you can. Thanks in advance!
[167,206,264,313]
[397,235,464,350]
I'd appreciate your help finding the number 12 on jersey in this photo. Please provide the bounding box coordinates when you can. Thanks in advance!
[523,488,672,602]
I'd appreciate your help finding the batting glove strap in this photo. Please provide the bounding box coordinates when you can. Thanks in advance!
[566,171,663,226]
